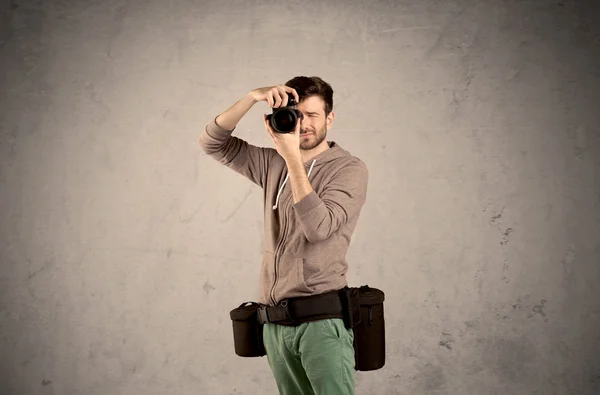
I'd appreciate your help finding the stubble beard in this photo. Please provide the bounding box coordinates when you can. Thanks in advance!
[299,123,327,151]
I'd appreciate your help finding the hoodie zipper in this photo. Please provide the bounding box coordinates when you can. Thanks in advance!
[269,160,316,305]
[271,194,291,305]
[270,173,288,305]
[270,225,284,305]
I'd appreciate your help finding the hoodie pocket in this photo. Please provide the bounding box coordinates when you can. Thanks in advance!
[297,258,313,294]
[276,254,312,296]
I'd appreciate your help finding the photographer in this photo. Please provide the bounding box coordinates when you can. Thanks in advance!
[198,76,369,395]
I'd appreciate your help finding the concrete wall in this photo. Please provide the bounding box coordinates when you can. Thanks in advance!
[1,0,599,394]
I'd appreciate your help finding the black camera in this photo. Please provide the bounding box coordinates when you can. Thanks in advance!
[266,96,304,133]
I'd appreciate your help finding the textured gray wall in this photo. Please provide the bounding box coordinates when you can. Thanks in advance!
[1,0,599,394]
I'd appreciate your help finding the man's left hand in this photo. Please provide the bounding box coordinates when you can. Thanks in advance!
[263,114,301,162]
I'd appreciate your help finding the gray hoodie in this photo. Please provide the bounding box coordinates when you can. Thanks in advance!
[199,117,369,306]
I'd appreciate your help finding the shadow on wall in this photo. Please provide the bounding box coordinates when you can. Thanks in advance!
[0,0,17,49]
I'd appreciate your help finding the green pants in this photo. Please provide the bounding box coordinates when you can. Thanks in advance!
[263,318,355,395]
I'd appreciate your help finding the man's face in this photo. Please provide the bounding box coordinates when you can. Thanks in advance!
[296,96,333,151]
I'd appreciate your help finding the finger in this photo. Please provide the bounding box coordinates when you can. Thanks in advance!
[263,115,274,137]
[284,86,299,103]
[266,92,274,107]
[278,86,289,106]
[273,90,282,107]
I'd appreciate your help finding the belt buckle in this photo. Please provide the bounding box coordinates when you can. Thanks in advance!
[257,306,269,324]
[279,300,295,323]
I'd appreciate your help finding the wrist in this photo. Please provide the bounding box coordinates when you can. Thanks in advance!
[247,91,258,104]
[285,152,302,165]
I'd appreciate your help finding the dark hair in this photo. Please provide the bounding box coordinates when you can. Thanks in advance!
[285,76,333,117]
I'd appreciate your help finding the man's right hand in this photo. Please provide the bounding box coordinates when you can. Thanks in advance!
[250,85,300,109]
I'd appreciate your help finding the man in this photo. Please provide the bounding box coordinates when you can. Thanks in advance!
[198,76,369,395]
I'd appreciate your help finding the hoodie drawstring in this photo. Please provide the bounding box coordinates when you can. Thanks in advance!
[273,158,316,210]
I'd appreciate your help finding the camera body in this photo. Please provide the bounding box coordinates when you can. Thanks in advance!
[266,96,304,133]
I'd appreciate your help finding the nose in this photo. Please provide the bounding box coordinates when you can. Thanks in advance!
[300,113,310,128]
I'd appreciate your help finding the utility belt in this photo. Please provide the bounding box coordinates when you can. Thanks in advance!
[229,285,385,372]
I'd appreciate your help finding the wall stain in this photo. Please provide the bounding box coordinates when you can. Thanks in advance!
[439,330,454,350]
[26,258,53,280]
[502,259,510,283]
[41,380,52,386]
[500,228,514,246]
[464,318,479,329]
[530,300,548,318]
[490,206,504,224]
[203,280,216,294]
[512,296,548,321]
[487,206,514,246]
[512,298,522,310]
[438,340,453,350]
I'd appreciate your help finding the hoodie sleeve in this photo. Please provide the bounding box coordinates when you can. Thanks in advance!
[292,158,369,243]
[198,117,274,188]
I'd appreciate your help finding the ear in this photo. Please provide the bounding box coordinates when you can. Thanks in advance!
[326,111,334,128]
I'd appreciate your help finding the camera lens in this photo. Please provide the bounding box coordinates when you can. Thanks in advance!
[273,110,296,133]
